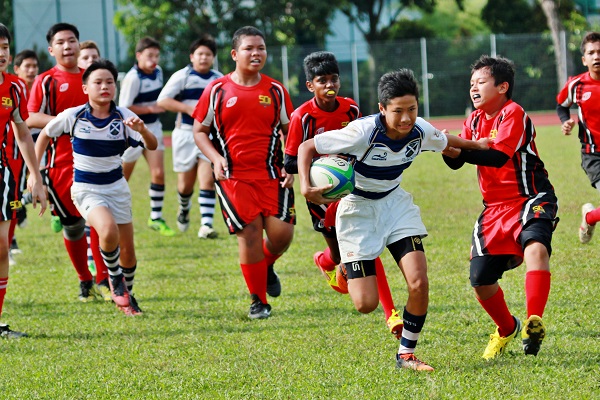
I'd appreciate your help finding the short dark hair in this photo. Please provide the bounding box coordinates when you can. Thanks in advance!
[580,31,600,55]
[82,58,118,83]
[378,69,419,106]
[190,34,217,56]
[136,36,160,53]
[0,23,11,43]
[80,40,100,55]
[46,23,79,45]
[14,49,38,67]
[232,26,265,50]
[471,55,515,100]
[303,51,339,81]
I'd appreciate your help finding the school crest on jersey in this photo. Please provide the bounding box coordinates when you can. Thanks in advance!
[259,95,271,107]
[1,97,12,108]
[403,139,421,161]
[109,120,121,137]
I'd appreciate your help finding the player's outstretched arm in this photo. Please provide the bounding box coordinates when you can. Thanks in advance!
[124,116,158,150]
[445,133,490,151]
[297,139,336,205]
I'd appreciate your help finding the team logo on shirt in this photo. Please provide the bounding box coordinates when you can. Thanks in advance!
[226,97,237,108]
[532,205,545,214]
[582,92,592,101]
[259,95,271,106]
[403,139,421,160]
[109,120,121,136]
[59,83,69,92]
[371,151,388,161]
[489,129,498,139]
[316,127,325,135]
[1,97,12,108]
[341,121,349,127]
[79,127,91,134]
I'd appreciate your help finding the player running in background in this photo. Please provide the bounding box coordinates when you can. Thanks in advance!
[77,40,101,277]
[284,51,403,339]
[157,34,222,239]
[0,23,47,338]
[13,49,38,93]
[119,37,174,237]
[77,40,100,69]
[9,49,40,260]
[27,22,110,303]
[443,55,558,360]
[35,59,157,315]
[556,32,600,244]
[298,68,489,371]
[193,26,294,319]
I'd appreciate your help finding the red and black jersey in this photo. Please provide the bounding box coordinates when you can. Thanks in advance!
[285,97,360,157]
[193,73,294,180]
[0,72,28,220]
[28,66,87,169]
[461,100,555,206]
[557,72,600,154]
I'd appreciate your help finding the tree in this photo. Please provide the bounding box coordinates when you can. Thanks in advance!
[114,0,339,70]
[539,0,568,87]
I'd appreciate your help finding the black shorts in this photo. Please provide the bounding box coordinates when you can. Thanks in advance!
[469,219,555,287]
[581,152,600,188]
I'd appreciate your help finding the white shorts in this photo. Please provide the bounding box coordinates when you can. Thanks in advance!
[122,120,164,163]
[71,178,133,224]
[336,187,427,263]
[171,125,209,172]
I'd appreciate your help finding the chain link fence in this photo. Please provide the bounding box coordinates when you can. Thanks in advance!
[213,32,587,117]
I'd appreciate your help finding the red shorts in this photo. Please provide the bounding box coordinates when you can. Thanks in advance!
[45,164,81,219]
[0,158,24,222]
[215,178,295,234]
[471,194,558,259]
[323,200,340,230]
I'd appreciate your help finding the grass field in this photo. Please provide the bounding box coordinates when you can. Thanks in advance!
[2,125,599,399]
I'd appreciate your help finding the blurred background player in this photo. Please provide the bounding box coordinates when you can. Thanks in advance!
[77,39,101,276]
[119,37,173,236]
[13,49,38,92]
[193,26,294,319]
[27,22,110,302]
[284,51,403,338]
[298,68,489,371]
[9,49,39,260]
[157,34,222,239]
[0,22,47,339]
[77,40,100,69]
[36,59,157,315]
[556,31,600,244]
[443,55,558,360]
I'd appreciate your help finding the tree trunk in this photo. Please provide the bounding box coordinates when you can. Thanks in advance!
[539,0,567,88]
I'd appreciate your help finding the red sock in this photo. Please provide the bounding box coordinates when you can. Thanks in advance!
[262,239,281,267]
[375,257,395,320]
[477,286,515,337]
[586,207,600,225]
[240,260,268,304]
[0,277,7,317]
[89,228,108,284]
[316,247,337,271]
[64,236,93,282]
[525,270,551,318]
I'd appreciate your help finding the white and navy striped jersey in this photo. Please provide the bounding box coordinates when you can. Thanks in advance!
[44,103,146,185]
[314,114,447,199]
[157,65,222,128]
[119,65,163,124]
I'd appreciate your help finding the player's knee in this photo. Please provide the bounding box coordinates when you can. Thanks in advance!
[406,276,429,299]
[352,296,379,314]
[62,218,86,241]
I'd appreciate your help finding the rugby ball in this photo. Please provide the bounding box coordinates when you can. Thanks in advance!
[309,156,355,199]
